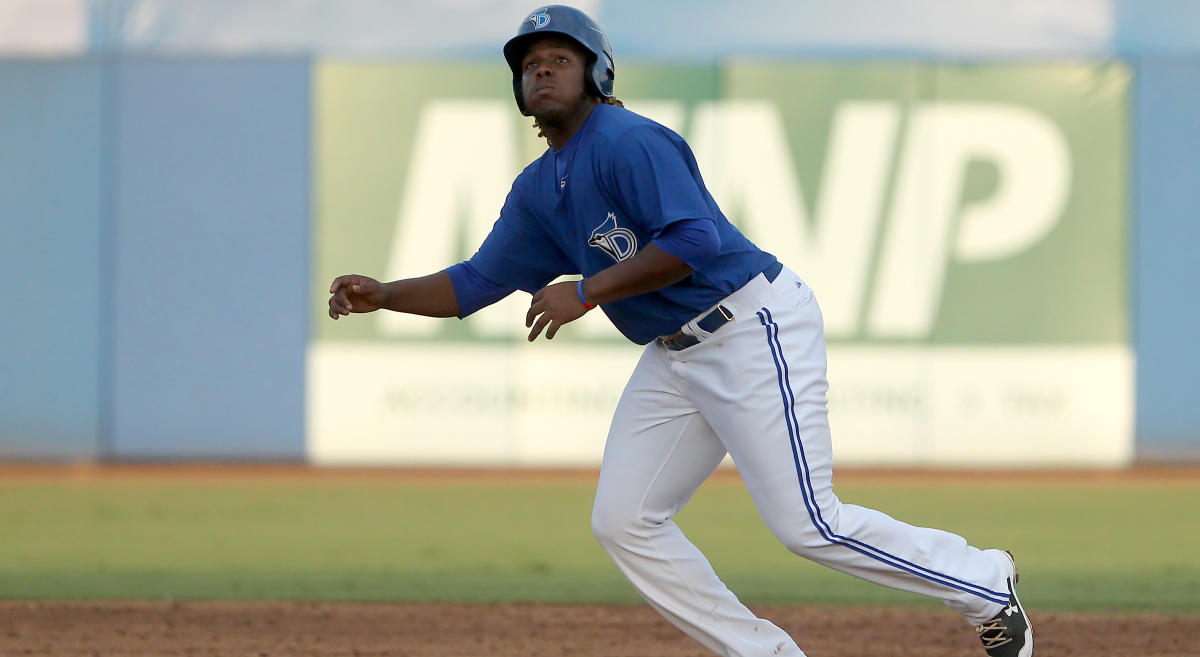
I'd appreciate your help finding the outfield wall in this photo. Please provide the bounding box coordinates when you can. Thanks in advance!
[0,58,309,460]
[0,61,104,459]
[0,55,1196,463]
[1132,59,1200,457]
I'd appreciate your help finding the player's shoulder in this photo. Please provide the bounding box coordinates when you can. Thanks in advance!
[591,103,676,137]
[589,103,684,150]
[512,147,553,188]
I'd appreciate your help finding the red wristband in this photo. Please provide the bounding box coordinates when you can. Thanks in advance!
[577,279,596,310]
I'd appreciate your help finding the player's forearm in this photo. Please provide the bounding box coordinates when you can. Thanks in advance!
[381,271,461,318]
[579,243,694,306]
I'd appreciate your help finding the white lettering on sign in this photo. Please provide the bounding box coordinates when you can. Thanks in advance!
[381,99,1072,341]
[867,103,1070,337]
[690,100,900,336]
[379,100,526,338]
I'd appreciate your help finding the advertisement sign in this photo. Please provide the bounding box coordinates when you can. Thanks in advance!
[310,61,1131,466]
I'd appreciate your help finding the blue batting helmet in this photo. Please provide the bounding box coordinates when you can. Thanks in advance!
[503,5,615,115]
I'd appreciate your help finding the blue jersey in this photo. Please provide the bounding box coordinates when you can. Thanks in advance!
[449,103,777,344]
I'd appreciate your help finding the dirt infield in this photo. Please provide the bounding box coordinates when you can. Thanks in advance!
[2,600,1198,657]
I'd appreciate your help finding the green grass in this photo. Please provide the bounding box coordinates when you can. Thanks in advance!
[0,475,1197,613]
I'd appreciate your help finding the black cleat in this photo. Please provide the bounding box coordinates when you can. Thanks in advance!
[976,550,1033,657]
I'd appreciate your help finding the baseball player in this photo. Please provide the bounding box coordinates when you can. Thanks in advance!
[327,6,1033,657]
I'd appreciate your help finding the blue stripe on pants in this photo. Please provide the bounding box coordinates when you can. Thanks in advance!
[757,307,1009,606]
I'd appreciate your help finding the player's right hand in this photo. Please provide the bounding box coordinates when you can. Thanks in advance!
[328,274,387,319]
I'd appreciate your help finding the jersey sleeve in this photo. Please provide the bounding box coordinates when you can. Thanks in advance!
[443,261,514,319]
[609,125,716,238]
[452,181,573,317]
[652,217,722,271]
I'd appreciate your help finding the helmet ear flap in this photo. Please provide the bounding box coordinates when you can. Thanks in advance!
[592,52,615,99]
[581,51,612,102]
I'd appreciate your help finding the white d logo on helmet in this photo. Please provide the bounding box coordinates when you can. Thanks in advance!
[528,10,551,29]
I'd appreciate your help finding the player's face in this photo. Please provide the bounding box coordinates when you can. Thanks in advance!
[520,36,590,119]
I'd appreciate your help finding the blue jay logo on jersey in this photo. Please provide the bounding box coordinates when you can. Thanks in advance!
[528,10,551,29]
[588,212,639,262]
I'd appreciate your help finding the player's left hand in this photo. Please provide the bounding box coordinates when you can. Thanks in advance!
[526,281,591,341]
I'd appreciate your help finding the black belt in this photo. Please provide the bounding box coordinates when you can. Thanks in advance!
[658,263,782,351]
[659,304,735,351]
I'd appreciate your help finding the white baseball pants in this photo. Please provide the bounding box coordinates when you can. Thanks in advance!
[591,266,1010,657]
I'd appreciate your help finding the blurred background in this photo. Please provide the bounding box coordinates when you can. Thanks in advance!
[3,3,1200,635]
[2,0,1199,467]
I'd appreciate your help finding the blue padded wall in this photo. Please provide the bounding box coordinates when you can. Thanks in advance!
[108,57,309,458]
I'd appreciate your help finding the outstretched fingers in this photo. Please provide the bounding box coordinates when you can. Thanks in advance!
[526,290,545,328]
[527,311,554,341]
